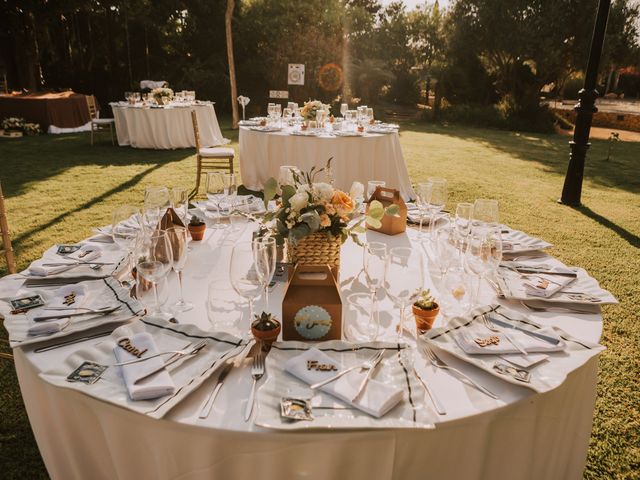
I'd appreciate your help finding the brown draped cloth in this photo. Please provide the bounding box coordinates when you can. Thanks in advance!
[0,91,93,130]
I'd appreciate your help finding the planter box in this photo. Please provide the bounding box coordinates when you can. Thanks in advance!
[0,129,23,138]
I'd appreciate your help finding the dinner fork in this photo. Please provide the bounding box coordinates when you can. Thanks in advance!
[243,352,265,421]
[133,339,208,385]
[480,314,528,355]
[112,344,194,367]
[310,351,383,390]
[423,344,498,399]
[351,349,385,401]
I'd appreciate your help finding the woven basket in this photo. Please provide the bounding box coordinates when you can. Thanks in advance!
[288,232,341,270]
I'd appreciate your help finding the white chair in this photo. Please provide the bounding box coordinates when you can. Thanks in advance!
[190,110,234,198]
[86,95,115,146]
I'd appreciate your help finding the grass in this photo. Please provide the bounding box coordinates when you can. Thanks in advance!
[1,120,639,479]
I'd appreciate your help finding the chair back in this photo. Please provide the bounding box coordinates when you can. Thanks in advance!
[86,95,99,120]
[0,181,16,274]
[190,110,202,152]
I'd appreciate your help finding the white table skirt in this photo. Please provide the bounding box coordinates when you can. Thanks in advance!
[239,128,416,201]
[10,227,602,480]
[112,104,225,149]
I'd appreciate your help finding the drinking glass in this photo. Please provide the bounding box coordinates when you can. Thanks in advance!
[442,267,471,319]
[230,242,263,322]
[415,182,432,239]
[366,107,374,123]
[473,199,499,231]
[206,172,228,229]
[134,231,173,319]
[464,228,502,306]
[364,242,387,340]
[386,247,424,341]
[166,226,193,312]
[340,103,348,117]
[427,178,447,238]
[170,187,189,224]
[229,199,250,233]
[253,237,276,312]
[454,202,474,253]
[434,226,459,279]
[112,205,142,251]
[367,180,386,199]
[144,186,170,231]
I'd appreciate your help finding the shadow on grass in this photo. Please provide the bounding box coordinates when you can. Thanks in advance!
[573,205,640,249]
[399,122,640,194]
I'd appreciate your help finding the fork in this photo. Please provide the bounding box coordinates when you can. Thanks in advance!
[133,339,207,385]
[243,352,265,421]
[480,314,528,355]
[112,346,194,367]
[310,351,383,390]
[351,349,385,401]
[520,300,599,314]
[423,344,498,399]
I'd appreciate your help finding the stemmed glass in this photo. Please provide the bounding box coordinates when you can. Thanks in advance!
[473,199,499,232]
[144,186,170,231]
[340,103,348,118]
[464,228,502,307]
[206,172,228,229]
[454,202,474,253]
[426,178,447,239]
[434,226,459,279]
[112,205,142,286]
[230,242,263,323]
[170,187,189,224]
[366,107,374,124]
[267,103,275,124]
[134,231,174,319]
[166,226,193,312]
[253,237,276,312]
[364,242,387,340]
[416,182,432,239]
[385,247,424,341]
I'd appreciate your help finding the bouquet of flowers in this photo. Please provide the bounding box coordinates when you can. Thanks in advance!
[23,123,41,136]
[151,87,174,103]
[1,117,25,131]
[300,100,331,121]
[261,159,397,245]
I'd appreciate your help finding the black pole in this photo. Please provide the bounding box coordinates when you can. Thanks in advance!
[560,0,611,206]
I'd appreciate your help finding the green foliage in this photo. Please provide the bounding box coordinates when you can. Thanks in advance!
[414,289,437,310]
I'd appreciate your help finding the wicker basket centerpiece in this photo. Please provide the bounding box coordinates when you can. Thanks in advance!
[288,231,342,271]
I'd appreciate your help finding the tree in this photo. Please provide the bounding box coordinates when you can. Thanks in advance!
[226,0,239,128]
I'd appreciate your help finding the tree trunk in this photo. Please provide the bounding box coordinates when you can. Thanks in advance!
[225,0,239,129]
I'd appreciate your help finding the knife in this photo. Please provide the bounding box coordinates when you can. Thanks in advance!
[413,366,446,415]
[488,313,560,345]
[509,267,577,277]
[133,340,207,385]
[198,361,234,418]
[32,306,121,322]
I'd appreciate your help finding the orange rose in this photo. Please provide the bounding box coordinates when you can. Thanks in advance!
[331,190,354,216]
[319,214,331,228]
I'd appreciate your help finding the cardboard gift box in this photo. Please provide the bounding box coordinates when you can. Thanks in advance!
[366,186,407,235]
[282,265,342,341]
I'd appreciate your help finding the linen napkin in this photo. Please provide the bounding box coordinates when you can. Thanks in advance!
[453,325,565,355]
[284,348,403,418]
[25,284,87,336]
[522,273,575,298]
[28,245,102,276]
[113,332,176,401]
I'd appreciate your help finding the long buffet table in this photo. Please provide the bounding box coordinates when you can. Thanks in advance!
[0,91,91,132]
[0,223,605,480]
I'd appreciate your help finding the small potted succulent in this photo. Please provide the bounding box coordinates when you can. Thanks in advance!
[188,215,206,241]
[412,289,440,333]
[251,311,281,345]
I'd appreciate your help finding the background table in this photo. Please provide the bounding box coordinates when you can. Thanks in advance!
[6,226,602,480]
[0,91,91,132]
[239,128,416,200]
[112,103,225,149]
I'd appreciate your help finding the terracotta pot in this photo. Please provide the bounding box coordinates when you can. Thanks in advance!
[188,224,206,241]
[413,303,440,333]
[251,323,281,345]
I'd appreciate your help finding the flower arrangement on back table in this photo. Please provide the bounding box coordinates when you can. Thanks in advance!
[260,159,398,246]
[300,100,331,121]
[151,87,174,104]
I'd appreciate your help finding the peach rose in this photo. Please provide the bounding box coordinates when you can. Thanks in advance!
[331,190,354,216]
[319,214,331,228]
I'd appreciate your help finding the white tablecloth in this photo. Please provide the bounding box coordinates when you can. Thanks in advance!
[6,227,602,480]
[239,128,416,201]
[111,103,225,149]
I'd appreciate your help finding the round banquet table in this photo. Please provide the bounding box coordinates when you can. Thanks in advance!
[8,226,601,480]
[239,127,416,201]
[111,103,225,149]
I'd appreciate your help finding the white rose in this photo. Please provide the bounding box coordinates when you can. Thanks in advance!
[289,192,309,211]
[313,182,334,201]
[349,181,364,200]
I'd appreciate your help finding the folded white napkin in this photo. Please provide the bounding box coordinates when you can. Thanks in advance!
[522,273,575,298]
[453,325,565,355]
[26,284,87,335]
[28,245,102,277]
[284,348,403,418]
[114,332,176,401]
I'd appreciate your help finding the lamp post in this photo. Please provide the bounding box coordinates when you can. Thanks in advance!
[559,0,611,206]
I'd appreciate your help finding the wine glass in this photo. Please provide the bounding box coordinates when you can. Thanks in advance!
[170,187,189,224]
[367,180,386,199]
[252,237,277,312]
[112,205,142,286]
[366,107,374,123]
[434,226,459,279]
[454,202,474,253]
[267,103,275,122]
[134,231,173,319]
[364,242,387,340]
[473,199,499,232]
[385,247,424,341]
[230,242,263,323]
[426,178,447,239]
[443,267,471,319]
[340,103,348,117]
[144,186,170,231]
[464,228,502,307]
[206,172,228,229]
[415,182,432,239]
[166,226,193,312]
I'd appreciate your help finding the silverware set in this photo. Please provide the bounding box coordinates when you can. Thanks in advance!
[310,350,385,391]
[33,306,121,322]
[480,313,528,355]
[133,339,208,385]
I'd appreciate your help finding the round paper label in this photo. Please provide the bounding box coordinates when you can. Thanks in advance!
[294,305,332,340]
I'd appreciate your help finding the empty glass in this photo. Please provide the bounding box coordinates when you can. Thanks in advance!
[364,242,387,340]
[112,205,142,252]
[206,172,228,229]
[134,231,173,319]
[144,186,170,231]
[340,103,348,117]
[170,187,189,224]
[166,226,193,312]
[427,178,447,238]
[230,242,263,323]
[473,199,499,230]
[434,226,459,279]
[367,180,386,199]
[253,237,277,312]
[464,228,502,306]
[386,247,424,341]
[416,182,432,239]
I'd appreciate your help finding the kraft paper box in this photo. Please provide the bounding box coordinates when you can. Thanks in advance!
[158,207,186,230]
[282,265,342,341]
[366,186,407,235]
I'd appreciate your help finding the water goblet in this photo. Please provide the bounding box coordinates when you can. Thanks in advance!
[144,186,170,231]
[170,187,189,224]
[134,230,173,320]
[252,237,277,312]
[206,172,228,229]
[340,103,348,118]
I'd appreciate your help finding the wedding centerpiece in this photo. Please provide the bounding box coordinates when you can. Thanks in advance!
[1,117,25,132]
[151,87,174,105]
[259,160,397,272]
[300,100,331,121]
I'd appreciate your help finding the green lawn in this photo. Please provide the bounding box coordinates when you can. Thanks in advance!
[1,120,639,479]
